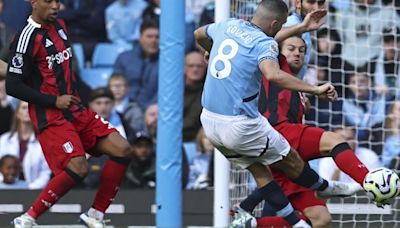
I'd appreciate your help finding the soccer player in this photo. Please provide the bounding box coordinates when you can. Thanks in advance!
[275,0,327,78]
[6,1,133,227]
[194,0,359,227]
[253,35,371,227]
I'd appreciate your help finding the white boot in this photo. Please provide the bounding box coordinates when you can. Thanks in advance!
[293,219,311,228]
[13,213,37,228]
[317,181,362,198]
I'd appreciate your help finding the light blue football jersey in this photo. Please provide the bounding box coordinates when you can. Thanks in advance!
[202,18,279,118]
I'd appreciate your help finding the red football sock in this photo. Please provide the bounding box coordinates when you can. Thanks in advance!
[256,216,291,227]
[27,170,79,219]
[332,145,369,185]
[92,158,128,212]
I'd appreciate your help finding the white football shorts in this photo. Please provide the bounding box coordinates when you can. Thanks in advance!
[200,108,290,169]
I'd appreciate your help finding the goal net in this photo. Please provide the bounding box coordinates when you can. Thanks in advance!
[227,0,400,227]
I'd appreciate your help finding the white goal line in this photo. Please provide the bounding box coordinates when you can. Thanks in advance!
[327,203,392,215]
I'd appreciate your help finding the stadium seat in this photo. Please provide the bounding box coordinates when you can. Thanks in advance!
[183,142,197,165]
[72,43,85,71]
[80,67,113,89]
[91,43,132,68]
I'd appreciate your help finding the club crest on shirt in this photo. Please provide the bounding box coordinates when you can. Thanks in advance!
[62,141,74,153]
[11,54,23,68]
[270,42,279,55]
[58,29,67,40]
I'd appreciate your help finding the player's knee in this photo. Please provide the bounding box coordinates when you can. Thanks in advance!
[327,132,346,148]
[277,150,304,178]
[66,157,89,178]
[310,213,331,227]
[306,207,332,227]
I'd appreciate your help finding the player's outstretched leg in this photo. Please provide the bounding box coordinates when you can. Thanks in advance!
[80,132,132,228]
[271,149,362,198]
[319,132,369,186]
[233,163,311,228]
[13,158,87,228]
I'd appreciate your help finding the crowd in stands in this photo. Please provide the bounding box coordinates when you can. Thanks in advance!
[0,0,399,189]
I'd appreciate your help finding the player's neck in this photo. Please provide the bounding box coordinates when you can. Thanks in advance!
[31,15,50,26]
[250,19,265,33]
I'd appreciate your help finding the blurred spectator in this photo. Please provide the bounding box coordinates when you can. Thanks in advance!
[0,0,30,52]
[108,74,145,132]
[0,77,13,135]
[124,131,155,188]
[318,127,381,183]
[186,128,213,190]
[105,0,147,47]
[372,26,400,98]
[304,63,344,130]
[58,0,113,59]
[0,101,51,189]
[113,19,159,110]
[183,51,206,142]
[89,87,133,139]
[186,0,213,23]
[143,103,189,188]
[381,101,400,168]
[0,155,28,189]
[142,0,196,52]
[343,71,386,140]
[144,103,157,142]
[333,0,397,68]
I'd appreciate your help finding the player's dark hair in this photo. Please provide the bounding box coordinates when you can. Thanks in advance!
[258,0,288,19]
[140,19,159,34]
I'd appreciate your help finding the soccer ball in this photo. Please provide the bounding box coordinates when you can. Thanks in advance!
[363,168,400,203]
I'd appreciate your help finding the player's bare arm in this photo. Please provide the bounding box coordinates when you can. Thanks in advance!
[0,59,7,77]
[194,25,213,52]
[260,59,337,101]
[274,9,327,43]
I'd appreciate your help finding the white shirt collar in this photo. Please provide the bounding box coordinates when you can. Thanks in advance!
[27,16,42,28]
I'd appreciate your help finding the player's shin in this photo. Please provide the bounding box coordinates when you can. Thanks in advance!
[331,142,369,185]
[91,156,130,214]
[27,168,83,219]
[252,181,302,225]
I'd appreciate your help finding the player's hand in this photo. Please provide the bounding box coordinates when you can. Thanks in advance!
[302,9,327,32]
[56,95,80,109]
[315,83,337,101]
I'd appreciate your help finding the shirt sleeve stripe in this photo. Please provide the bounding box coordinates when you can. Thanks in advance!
[16,24,35,54]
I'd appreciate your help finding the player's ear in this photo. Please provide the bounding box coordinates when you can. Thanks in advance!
[270,19,278,30]
[31,0,37,7]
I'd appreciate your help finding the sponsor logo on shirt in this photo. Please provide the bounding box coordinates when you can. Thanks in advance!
[45,39,53,47]
[46,47,72,69]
